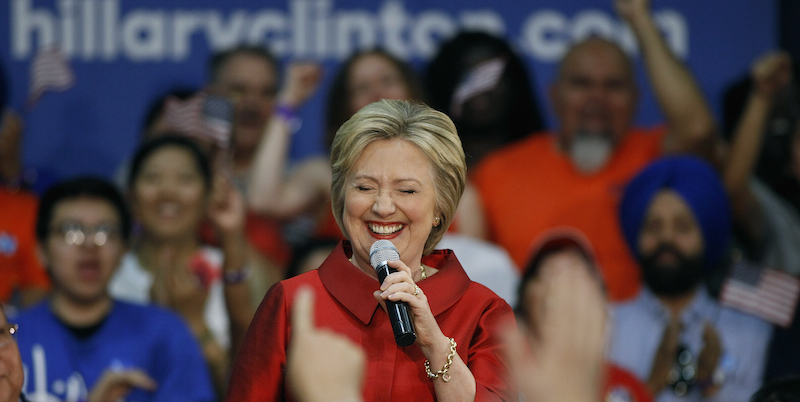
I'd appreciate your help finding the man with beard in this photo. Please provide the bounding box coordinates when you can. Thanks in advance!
[608,156,772,401]
[465,0,719,301]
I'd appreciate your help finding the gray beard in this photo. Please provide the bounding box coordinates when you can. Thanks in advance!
[569,132,614,174]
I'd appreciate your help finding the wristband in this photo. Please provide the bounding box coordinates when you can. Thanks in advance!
[223,265,252,284]
[275,103,302,133]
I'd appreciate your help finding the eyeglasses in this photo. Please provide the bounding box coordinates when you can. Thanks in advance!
[50,222,121,247]
[0,323,18,347]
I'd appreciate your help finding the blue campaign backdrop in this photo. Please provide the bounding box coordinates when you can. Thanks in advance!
[0,0,777,184]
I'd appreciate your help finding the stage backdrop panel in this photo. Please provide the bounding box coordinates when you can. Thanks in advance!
[0,0,776,182]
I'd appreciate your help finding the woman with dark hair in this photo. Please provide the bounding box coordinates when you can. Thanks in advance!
[324,49,426,149]
[108,135,254,398]
[423,31,546,238]
[424,31,545,169]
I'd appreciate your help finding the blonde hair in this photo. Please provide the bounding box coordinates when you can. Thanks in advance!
[330,99,466,255]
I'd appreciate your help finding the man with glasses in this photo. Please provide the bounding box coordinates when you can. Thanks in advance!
[10,176,215,402]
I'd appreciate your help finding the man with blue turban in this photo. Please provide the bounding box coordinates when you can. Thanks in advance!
[608,156,773,402]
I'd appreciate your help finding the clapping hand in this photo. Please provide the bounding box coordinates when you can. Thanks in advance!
[150,247,209,327]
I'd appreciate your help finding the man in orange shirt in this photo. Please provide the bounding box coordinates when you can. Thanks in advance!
[465,0,719,301]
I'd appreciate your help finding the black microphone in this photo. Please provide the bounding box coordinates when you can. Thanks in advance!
[370,240,417,347]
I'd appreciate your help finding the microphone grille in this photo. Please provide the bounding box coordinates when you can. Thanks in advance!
[370,240,399,269]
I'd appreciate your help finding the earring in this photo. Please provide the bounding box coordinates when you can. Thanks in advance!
[434,216,441,227]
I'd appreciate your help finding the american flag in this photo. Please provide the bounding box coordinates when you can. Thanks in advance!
[163,92,233,148]
[719,259,800,328]
[27,46,75,106]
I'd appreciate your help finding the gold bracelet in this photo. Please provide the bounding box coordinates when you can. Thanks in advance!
[424,337,457,382]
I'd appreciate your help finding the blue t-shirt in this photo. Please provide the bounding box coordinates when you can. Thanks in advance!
[13,300,215,402]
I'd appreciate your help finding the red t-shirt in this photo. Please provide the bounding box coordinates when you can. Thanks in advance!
[0,188,50,302]
[472,128,666,301]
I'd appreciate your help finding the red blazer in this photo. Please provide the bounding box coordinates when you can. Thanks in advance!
[226,241,516,401]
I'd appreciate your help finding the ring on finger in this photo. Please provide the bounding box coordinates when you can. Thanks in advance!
[413,284,421,296]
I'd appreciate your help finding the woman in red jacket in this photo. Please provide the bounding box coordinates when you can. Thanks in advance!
[227,99,516,401]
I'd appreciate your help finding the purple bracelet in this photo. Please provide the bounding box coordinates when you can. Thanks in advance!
[274,104,302,133]
[275,103,297,121]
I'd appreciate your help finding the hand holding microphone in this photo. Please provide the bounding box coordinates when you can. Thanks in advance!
[368,240,467,389]
[370,240,417,347]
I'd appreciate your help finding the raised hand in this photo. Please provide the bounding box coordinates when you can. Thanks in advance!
[288,287,365,402]
[279,62,324,109]
[751,51,793,100]
[615,0,651,24]
[502,260,607,402]
[206,174,246,237]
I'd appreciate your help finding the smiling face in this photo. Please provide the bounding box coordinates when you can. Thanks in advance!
[40,197,125,304]
[130,146,207,241]
[344,139,437,274]
[0,307,22,402]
